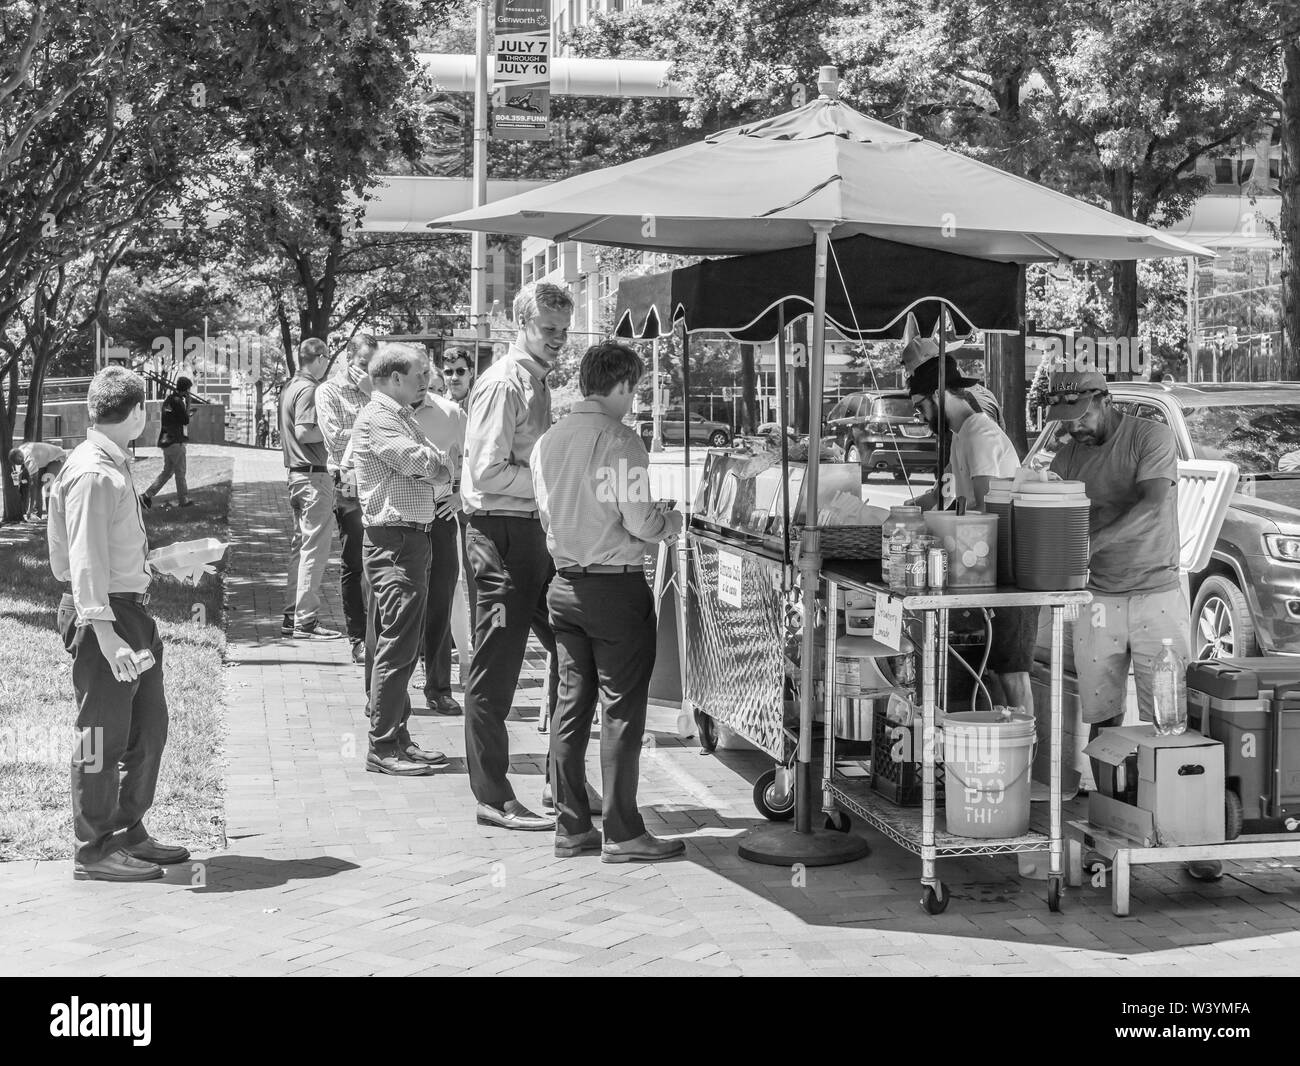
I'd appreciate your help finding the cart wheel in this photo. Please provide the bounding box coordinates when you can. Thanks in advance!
[1185,860,1224,882]
[1047,875,1063,913]
[753,768,795,821]
[695,710,717,755]
[921,882,949,915]
[1224,789,1243,841]
[824,811,851,833]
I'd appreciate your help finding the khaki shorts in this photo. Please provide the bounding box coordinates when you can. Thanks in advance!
[1072,586,1191,725]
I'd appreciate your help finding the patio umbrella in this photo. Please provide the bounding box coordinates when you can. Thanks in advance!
[430,68,1214,866]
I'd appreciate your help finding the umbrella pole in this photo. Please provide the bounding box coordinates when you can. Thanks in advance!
[739,222,870,867]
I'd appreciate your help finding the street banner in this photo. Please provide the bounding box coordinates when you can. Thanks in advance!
[492,0,550,141]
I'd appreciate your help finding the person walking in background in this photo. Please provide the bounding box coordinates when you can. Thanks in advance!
[256,413,270,449]
[316,332,377,664]
[532,341,685,863]
[461,281,570,832]
[48,367,190,882]
[350,342,456,776]
[9,439,66,520]
[412,355,468,717]
[280,338,343,640]
[440,346,479,706]
[141,376,193,510]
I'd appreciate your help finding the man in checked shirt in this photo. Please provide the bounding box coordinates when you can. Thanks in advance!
[349,343,458,776]
[316,332,377,664]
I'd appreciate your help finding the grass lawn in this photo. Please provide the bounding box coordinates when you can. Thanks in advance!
[0,450,232,862]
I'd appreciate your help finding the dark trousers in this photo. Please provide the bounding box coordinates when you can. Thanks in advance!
[60,594,168,864]
[548,573,656,843]
[463,514,556,807]
[422,515,461,699]
[335,495,367,643]
[362,526,431,756]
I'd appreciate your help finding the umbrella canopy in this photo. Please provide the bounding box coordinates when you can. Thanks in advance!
[612,233,1020,341]
[429,94,1214,264]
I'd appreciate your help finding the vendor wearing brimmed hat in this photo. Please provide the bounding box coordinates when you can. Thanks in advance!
[901,336,1004,430]
[1045,372,1210,873]
[907,354,1036,717]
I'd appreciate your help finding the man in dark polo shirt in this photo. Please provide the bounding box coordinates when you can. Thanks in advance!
[280,337,342,640]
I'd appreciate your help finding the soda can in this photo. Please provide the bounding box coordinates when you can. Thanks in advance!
[927,547,948,590]
[905,546,927,590]
[131,649,155,673]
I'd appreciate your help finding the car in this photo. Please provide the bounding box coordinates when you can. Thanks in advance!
[637,407,732,447]
[823,390,937,480]
[1025,381,1300,659]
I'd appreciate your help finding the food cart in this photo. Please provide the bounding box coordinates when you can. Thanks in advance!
[430,65,1212,904]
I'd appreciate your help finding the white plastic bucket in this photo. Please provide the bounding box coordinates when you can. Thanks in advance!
[942,710,1036,838]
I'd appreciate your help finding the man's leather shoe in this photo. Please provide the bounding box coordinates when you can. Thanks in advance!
[428,694,462,716]
[541,781,555,812]
[554,828,602,858]
[74,850,164,882]
[366,751,436,776]
[123,837,190,864]
[601,832,686,864]
[401,741,448,766]
[476,800,555,832]
[537,711,550,734]
[351,640,366,665]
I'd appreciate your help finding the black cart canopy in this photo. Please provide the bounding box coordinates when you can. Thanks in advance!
[613,233,1021,342]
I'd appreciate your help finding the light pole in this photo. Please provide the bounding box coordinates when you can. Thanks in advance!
[471,0,490,344]
[650,336,664,451]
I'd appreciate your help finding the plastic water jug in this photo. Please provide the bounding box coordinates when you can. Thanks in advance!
[1152,638,1187,736]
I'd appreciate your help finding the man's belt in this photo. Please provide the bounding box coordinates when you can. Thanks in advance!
[558,564,644,576]
[61,588,151,606]
[475,509,539,520]
[371,520,434,533]
[289,465,328,474]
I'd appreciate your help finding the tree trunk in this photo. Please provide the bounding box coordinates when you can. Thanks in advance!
[738,343,758,434]
[277,301,296,374]
[0,357,21,522]
[23,345,50,441]
[1282,29,1300,378]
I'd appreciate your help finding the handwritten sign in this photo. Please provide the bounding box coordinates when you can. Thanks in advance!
[874,591,903,650]
[717,550,743,608]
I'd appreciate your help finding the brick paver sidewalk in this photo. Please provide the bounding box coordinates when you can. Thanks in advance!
[1,444,1297,975]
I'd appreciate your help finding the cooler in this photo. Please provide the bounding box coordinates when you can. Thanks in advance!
[1186,656,1300,826]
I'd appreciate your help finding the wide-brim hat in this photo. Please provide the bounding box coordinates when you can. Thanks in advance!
[908,355,979,397]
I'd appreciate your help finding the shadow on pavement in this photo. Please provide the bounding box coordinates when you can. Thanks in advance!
[176,854,361,893]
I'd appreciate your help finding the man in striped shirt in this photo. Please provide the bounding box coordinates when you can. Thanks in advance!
[316,332,377,663]
[350,343,456,777]
[532,341,686,862]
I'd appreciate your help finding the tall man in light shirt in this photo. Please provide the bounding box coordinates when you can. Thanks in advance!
[280,337,342,640]
[48,367,189,882]
[350,343,456,776]
[316,332,377,663]
[461,281,570,832]
[532,342,686,862]
[413,356,468,716]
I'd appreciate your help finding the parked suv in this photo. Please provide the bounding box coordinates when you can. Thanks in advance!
[1025,381,1300,659]
[824,390,937,480]
[637,407,731,448]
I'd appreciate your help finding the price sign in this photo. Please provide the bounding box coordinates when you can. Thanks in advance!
[874,591,903,650]
[717,549,743,607]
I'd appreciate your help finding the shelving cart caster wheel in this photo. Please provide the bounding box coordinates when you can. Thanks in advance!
[921,882,949,915]
[1224,789,1243,841]
[824,811,851,833]
[1047,875,1063,913]
[695,710,717,755]
[753,767,795,822]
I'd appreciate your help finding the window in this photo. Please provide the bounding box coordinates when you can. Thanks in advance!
[547,245,558,273]
[1239,159,1255,184]
[1213,159,1234,184]
[1270,158,1281,181]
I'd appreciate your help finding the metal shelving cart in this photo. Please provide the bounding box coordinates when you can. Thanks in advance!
[821,561,1092,914]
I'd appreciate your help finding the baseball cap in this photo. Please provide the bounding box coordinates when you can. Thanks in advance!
[1046,371,1107,421]
[908,355,979,398]
[900,336,940,374]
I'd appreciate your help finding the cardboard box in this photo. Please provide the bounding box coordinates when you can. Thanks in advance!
[1084,725,1225,846]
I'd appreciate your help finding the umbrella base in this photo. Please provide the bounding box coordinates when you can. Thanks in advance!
[737,824,870,867]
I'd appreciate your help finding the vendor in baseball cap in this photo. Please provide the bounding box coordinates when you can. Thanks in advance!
[1045,371,1108,421]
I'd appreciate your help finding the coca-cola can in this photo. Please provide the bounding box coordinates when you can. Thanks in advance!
[927,547,948,590]
[905,546,927,590]
[131,649,155,673]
